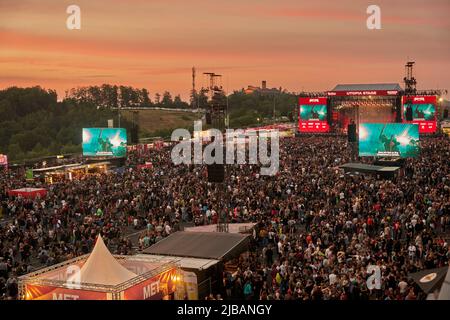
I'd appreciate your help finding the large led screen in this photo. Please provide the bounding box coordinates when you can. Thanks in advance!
[82,128,127,157]
[403,96,437,133]
[298,97,329,132]
[299,105,327,121]
[359,123,419,158]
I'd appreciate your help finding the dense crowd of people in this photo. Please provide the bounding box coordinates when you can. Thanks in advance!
[0,133,449,300]
[221,135,450,300]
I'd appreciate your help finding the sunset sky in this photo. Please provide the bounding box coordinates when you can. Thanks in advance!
[1,0,449,100]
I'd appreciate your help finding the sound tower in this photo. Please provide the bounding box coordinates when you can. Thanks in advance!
[395,96,403,123]
[205,112,212,125]
[130,126,139,144]
[348,123,357,142]
[207,136,224,183]
[406,105,413,121]
[129,110,140,144]
[207,163,224,183]
[326,103,332,126]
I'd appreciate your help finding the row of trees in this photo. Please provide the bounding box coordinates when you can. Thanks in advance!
[0,85,297,161]
[65,85,190,109]
[0,86,135,161]
[64,84,297,118]
[226,90,296,128]
[190,88,297,128]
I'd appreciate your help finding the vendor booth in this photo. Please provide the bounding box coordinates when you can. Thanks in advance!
[0,154,8,169]
[19,235,181,300]
[8,188,47,199]
[143,231,250,299]
[32,162,110,184]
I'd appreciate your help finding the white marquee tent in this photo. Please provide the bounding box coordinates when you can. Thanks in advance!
[69,235,137,286]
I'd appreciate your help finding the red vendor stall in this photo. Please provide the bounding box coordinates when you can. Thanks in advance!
[8,188,47,199]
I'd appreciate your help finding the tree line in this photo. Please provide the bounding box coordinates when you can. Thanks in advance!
[0,86,135,162]
[0,84,297,162]
[65,85,190,109]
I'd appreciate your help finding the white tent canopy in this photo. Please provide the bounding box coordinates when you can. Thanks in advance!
[69,235,137,286]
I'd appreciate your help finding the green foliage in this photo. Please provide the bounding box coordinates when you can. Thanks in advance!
[0,86,134,162]
[1,85,296,162]
[227,90,296,127]
[154,92,190,109]
[66,84,150,108]
[149,128,174,139]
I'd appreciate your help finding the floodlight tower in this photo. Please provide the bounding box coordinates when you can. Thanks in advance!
[202,71,228,233]
[404,61,417,95]
[203,72,223,100]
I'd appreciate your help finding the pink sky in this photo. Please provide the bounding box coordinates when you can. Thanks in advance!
[1,0,449,100]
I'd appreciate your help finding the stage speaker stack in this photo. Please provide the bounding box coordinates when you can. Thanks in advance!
[206,135,225,183]
[348,123,357,142]
[205,112,212,125]
[406,105,413,121]
[130,126,139,144]
[207,163,224,183]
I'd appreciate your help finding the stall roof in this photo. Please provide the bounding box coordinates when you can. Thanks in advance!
[68,162,111,170]
[409,267,449,296]
[143,231,249,260]
[184,223,256,234]
[340,163,400,173]
[135,254,218,271]
[33,162,111,173]
[33,163,82,172]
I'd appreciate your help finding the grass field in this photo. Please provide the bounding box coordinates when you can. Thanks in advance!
[121,109,201,138]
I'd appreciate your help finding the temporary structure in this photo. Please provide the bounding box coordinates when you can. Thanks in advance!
[409,266,450,299]
[68,235,137,286]
[8,188,47,199]
[184,223,256,234]
[19,235,180,300]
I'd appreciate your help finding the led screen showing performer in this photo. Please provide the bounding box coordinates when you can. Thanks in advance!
[300,105,327,121]
[298,97,329,132]
[358,123,419,158]
[402,96,437,133]
[404,103,435,121]
[82,128,127,157]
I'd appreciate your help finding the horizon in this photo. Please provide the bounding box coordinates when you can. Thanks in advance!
[1,0,449,100]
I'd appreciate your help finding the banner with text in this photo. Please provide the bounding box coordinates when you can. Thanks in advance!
[298,97,329,133]
[402,96,437,133]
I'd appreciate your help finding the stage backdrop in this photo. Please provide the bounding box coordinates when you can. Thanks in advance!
[298,97,329,133]
[359,123,419,158]
[82,128,127,157]
[402,96,437,133]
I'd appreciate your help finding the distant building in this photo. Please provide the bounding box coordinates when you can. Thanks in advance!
[244,81,281,95]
